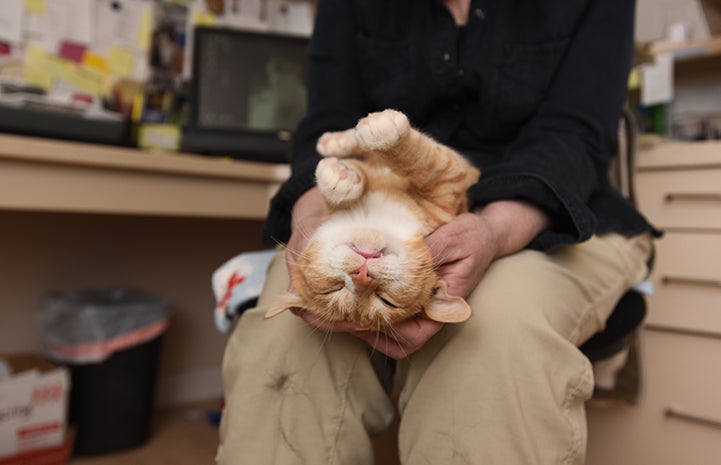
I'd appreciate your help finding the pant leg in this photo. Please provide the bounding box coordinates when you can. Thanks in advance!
[217,250,395,465]
[396,233,653,465]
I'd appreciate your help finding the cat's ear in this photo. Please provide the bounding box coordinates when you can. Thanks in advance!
[423,282,472,323]
[264,292,304,319]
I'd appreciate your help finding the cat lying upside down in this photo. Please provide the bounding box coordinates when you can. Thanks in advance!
[265,109,480,330]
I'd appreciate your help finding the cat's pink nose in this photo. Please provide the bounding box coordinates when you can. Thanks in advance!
[351,263,372,288]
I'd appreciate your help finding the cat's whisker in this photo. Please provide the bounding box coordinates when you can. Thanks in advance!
[382,324,412,361]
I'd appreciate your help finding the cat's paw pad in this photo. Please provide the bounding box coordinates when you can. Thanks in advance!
[316,129,358,157]
[355,109,410,150]
[316,157,364,204]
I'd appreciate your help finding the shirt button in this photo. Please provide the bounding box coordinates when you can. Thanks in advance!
[442,52,451,62]
[457,68,465,77]
[474,8,486,19]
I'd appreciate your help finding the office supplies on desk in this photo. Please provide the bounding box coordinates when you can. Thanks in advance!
[0,92,129,145]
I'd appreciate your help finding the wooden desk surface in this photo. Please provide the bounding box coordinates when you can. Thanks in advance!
[0,133,290,219]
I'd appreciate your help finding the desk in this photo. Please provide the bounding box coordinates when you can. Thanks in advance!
[0,133,290,218]
[0,134,290,406]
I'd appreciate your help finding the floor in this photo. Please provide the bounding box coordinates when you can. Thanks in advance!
[66,400,401,465]
[69,401,221,465]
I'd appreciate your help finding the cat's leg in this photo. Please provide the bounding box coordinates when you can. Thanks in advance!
[315,156,366,206]
[353,109,411,150]
[353,109,477,187]
[317,129,360,158]
[354,109,480,220]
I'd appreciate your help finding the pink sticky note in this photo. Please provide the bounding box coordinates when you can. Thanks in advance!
[58,41,87,63]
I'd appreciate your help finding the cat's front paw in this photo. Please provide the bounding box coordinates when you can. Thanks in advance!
[316,157,365,205]
[317,129,358,157]
[355,109,410,150]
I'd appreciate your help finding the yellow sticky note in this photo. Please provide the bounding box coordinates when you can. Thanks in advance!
[138,124,181,151]
[131,92,144,123]
[192,11,216,26]
[83,52,111,75]
[24,45,53,90]
[107,46,136,77]
[25,0,46,14]
[137,7,153,51]
[628,68,641,91]
[64,66,104,95]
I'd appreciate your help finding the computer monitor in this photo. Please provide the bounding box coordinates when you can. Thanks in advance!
[181,27,309,163]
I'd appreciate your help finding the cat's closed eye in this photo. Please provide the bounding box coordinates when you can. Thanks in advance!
[378,294,400,308]
[316,284,343,295]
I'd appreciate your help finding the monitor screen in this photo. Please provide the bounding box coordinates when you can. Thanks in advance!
[191,27,309,135]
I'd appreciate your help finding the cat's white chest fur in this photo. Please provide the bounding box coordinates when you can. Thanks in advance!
[322,192,423,240]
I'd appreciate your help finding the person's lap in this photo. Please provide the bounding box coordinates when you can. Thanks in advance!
[217,232,651,465]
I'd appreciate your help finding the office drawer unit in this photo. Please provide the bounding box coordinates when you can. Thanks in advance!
[586,140,721,465]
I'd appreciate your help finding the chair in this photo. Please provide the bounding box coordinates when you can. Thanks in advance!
[578,107,650,363]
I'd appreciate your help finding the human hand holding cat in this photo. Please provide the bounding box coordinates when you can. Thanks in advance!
[293,306,444,360]
[426,200,551,299]
[286,187,325,289]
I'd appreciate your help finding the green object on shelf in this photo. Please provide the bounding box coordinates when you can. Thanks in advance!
[652,104,667,135]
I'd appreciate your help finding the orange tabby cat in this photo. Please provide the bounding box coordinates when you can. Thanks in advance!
[265,109,480,329]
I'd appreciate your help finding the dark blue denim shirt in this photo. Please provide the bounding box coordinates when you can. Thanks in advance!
[262,0,658,250]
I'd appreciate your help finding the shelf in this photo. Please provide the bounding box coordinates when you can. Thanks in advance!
[0,133,290,219]
[644,35,721,62]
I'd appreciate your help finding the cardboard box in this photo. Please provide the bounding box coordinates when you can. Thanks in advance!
[0,355,69,460]
[0,429,74,465]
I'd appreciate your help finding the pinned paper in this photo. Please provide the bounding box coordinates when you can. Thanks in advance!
[107,45,136,77]
[641,53,674,106]
[95,0,148,53]
[192,10,217,26]
[23,44,55,89]
[59,41,87,63]
[83,52,111,74]
[24,0,46,14]
[64,65,106,95]
[0,0,24,43]
[137,6,153,51]
[45,0,94,45]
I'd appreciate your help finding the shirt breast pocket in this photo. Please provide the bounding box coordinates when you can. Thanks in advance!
[356,34,413,112]
[491,39,570,136]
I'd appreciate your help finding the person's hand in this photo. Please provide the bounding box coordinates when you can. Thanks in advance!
[286,187,325,289]
[426,200,551,299]
[425,212,499,299]
[294,308,444,360]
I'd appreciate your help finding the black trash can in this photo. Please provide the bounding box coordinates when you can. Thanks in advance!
[36,288,170,456]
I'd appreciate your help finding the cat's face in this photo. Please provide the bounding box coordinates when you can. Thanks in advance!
[267,222,471,329]
[297,226,436,328]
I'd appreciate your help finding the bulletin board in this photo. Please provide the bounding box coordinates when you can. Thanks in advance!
[0,0,314,123]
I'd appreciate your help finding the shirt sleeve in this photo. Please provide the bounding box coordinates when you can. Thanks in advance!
[262,0,369,244]
[467,0,635,250]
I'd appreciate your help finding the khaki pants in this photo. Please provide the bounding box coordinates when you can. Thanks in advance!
[217,232,652,465]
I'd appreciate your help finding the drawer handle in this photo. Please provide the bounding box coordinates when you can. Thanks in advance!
[665,407,721,430]
[665,192,721,203]
[662,276,721,289]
